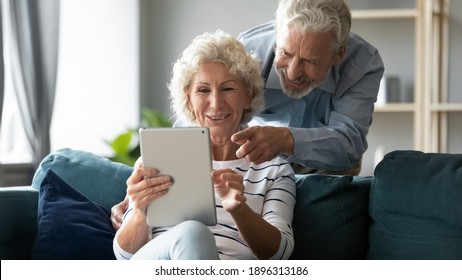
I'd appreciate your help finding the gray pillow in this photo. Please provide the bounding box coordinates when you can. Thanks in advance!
[32,148,131,209]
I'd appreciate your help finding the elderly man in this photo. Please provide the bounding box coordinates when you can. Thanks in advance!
[232,0,384,175]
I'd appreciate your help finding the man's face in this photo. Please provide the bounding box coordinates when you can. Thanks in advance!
[274,26,343,98]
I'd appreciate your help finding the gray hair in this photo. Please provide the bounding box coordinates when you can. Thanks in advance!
[168,30,264,125]
[275,0,351,51]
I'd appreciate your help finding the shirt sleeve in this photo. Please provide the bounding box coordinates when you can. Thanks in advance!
[113,237,134,260]
[112,199,137,260]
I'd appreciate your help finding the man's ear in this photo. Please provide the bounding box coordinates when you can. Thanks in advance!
[334,47,346,65]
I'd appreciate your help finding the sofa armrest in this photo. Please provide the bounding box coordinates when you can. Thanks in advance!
[0,186,38,259]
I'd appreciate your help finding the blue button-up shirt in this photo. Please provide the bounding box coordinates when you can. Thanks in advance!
[239,21,384,170]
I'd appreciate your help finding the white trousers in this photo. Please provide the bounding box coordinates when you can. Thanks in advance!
[131,220,219,260]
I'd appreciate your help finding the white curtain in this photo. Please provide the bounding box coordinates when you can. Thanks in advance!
[7,0,59,167]
[0,3,4,130]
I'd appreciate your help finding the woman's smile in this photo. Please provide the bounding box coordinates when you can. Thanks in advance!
[207,113,230,121]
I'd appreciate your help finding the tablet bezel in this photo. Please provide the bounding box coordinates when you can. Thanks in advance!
[139,127,217,227]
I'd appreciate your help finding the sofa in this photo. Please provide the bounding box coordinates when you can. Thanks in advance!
[1,148,461,260]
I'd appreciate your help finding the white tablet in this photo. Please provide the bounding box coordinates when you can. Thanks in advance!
[139,127,217,227]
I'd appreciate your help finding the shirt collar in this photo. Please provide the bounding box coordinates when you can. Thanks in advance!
[318,66,338,94]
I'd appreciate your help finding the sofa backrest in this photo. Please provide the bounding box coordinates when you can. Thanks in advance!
[368,150,462,259]
[290,174,372,259]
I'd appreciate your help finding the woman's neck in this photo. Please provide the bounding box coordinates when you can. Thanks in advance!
[210,137,240,161]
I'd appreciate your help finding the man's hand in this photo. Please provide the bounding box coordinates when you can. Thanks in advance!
[111,197,128,231]
[231,126,294,164]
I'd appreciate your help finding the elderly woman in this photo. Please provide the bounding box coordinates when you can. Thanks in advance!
[113,31,296,260]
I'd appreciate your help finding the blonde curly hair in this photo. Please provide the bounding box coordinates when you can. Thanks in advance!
[168,30,264,126]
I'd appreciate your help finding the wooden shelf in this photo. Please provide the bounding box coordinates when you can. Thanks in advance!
[374,103,416,112]
[430,103,462,112]
[352,9,418,20]
[352,0,462,173]
[375,103,462,113]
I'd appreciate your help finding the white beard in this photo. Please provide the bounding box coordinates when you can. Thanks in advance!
[276,68,319,99]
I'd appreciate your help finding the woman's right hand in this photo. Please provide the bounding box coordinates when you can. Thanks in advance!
[126,165,173,217]
[114,164,172,255]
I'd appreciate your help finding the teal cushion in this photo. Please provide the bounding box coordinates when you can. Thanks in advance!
[31,169,116,259]
[32,148,132,209]
[368,150,462,259]
[0,186,38,260]
[290,174,371,259]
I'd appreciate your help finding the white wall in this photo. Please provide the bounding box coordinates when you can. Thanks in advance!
[51,0,139,157]
[140,0,278,119]
[52,0,278,158]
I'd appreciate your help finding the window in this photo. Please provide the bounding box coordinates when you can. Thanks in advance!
[0,0,139,165]
[51,0,139,158]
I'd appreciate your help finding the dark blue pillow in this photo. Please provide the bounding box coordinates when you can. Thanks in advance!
[31,169,116,260]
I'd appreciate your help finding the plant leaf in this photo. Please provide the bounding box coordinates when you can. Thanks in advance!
[141,109,172,128]
[108,131,132,156]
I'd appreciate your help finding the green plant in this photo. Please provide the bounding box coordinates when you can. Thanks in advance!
[106,108,172,166]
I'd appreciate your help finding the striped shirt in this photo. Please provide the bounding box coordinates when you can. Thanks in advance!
[115,157,296,260]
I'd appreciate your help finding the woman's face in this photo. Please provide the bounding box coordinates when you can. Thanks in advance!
[187,62,250,139]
